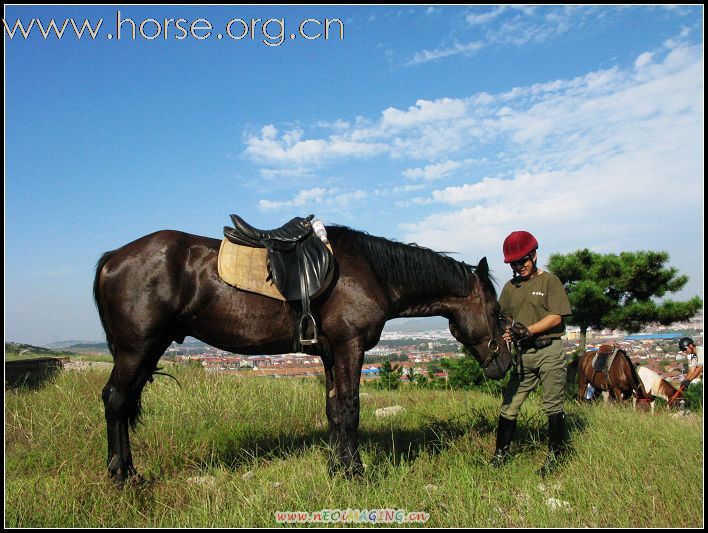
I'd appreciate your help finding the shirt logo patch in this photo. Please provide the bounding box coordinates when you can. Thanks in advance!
[532,291,545,296]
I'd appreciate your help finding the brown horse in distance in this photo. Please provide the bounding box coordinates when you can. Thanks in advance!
[578,345,648,402]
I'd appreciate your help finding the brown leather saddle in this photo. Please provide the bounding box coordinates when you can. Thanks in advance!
[223,214,334,346]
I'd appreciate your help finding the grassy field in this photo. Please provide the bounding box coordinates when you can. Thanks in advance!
[5,365,703,527]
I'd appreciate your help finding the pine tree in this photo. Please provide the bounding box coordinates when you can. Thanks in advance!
[378,360,402,390]
[547,249,702,352]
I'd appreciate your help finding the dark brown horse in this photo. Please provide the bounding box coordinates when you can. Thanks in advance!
[577,345,647,402]
[94,225,512,485]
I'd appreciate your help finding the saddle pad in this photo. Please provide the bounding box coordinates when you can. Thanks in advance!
[591,349,618,374]
[218,239,286,301]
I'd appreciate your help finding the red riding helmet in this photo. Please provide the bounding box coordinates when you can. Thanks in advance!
[503,231,538,263]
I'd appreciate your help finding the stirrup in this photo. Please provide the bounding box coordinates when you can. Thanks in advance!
[299,312,318,346]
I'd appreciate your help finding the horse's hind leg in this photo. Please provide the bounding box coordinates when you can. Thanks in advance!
[102,339,170,486]
[103,358,141,485]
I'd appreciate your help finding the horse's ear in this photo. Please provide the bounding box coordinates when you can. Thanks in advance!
[477,257,489,276]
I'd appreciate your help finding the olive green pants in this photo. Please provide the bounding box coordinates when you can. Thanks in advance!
[500,339,567,420]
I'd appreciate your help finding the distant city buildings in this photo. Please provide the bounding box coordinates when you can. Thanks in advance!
[164,312,703,385]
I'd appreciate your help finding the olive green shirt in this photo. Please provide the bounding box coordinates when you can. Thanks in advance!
[499,271,572,338]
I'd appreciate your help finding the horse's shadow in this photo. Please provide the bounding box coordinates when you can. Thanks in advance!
[184,414,489,475]
[184,407,591,477]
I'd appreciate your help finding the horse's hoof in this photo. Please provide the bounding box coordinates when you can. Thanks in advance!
[349,465,365,479]
[327,459,365,480]
[109,473,128,489]
[109,469,145,489]
[126,473,148,489]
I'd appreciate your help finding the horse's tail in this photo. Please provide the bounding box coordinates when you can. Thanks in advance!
[93,250,118,359]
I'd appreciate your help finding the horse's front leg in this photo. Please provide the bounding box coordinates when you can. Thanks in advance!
[613,387,625,402]
[578,372,589,402]
[322,353,341,475]
[326,339,365,478]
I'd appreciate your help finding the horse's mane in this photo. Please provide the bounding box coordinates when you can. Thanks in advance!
[622,352,649,398]
[327,226,494,298]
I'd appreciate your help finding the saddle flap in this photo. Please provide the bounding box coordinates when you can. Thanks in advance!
[268,234,334,301]
[592,344,617,373]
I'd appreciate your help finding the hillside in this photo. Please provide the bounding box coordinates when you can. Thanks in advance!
[4,342,78,360]
[5,342,55,355]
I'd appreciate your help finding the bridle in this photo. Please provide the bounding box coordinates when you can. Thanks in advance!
[471,271,506,371]
[471,271,498,354]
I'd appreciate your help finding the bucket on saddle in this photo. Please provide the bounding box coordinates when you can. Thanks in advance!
[223,214,334,347]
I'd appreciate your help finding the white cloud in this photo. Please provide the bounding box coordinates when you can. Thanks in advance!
[247,43,700,172]
[258,187,368,211]
[403,158,482,181]
[250,39,702,289]
[465,6,509,26]
[381,98,468,128]
[258,187,329,210]
[258,166,313,180]
[395,42,702,284]
[410,7,607,66]
[634,52,653,69]
[244,125,387,166]
[407,41,484,65]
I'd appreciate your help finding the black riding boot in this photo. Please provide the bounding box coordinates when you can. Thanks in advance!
[490,416,517,467]
[539,412,568,477]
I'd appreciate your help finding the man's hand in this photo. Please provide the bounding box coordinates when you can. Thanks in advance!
[509,322,534,342]
[504,322,535,349]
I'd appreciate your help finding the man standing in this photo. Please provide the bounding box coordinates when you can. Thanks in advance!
[678,337,703,385]
[679,337,703,364]
[490,230,572,477]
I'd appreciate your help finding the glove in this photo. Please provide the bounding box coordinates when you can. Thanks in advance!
[509,322,533,342]
[508,322,536,351]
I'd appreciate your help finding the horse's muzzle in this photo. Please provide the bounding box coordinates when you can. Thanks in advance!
[482,346,512,380]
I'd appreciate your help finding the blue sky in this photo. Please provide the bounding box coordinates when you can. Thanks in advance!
[5,5,704,346]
